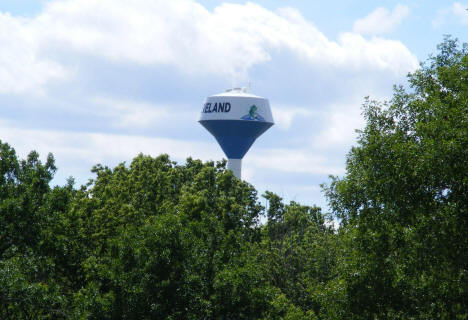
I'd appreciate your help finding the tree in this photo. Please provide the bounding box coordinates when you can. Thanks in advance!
[259,193,337,318]
[0,140,76,319]
[69,155,272,319]
[0,141,56,258]
[323,36,468,319]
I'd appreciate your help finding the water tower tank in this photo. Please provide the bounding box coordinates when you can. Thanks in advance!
[199,87,274,178]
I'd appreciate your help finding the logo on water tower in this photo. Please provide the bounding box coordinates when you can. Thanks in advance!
[241,105,265,121]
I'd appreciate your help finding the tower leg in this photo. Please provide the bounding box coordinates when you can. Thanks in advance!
[227,158,242,179]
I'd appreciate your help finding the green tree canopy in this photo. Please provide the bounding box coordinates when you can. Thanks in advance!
[324,36,468,319]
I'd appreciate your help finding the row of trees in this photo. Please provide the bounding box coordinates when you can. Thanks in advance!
[0,38,466,319]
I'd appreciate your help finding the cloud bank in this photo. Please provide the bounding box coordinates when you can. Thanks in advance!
[1,0,418,93]
[0,0,420,207]
[353,4,410,35]
[433,2,468,27]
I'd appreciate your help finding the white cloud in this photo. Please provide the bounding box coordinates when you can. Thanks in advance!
[353,4,410,35]
[433,2,468,27]
[245,149,345,176]
[0,0,423,207]
[0,120,222,182]
[312,104,364,150]
[336,32,416,74]
[0,12,67,94]
[92,97,188,129]
[0,0,418,94]
[272,106,313,130]
[453,2,468,25]
[0,120,342,188]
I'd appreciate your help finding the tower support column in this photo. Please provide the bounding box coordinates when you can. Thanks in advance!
[227,158,242,179]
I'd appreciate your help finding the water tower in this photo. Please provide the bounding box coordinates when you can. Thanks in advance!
[199,87,274,178]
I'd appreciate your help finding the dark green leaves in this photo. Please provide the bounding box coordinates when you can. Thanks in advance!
[323,37,468,319]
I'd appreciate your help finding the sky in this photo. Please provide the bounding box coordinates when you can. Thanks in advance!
[0,0,467,209]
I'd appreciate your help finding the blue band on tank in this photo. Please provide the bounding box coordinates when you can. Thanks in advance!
[199,120,273,159]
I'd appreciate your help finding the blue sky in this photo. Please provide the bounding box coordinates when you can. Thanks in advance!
[1,0,467,209]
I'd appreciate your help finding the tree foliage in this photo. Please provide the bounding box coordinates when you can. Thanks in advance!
[0,144,331,319]
[324,36,467,319]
